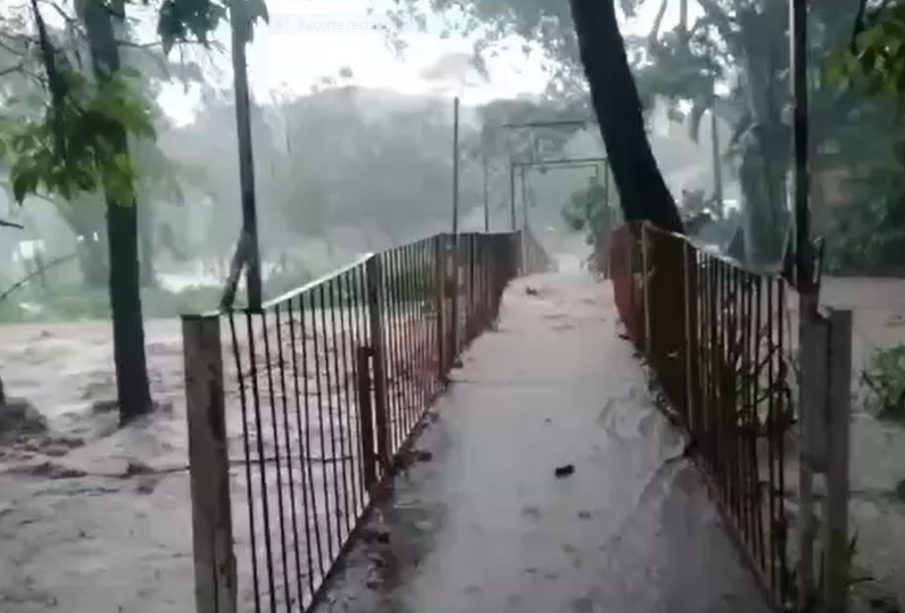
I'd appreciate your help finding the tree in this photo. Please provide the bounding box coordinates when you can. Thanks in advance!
[561,174,614,243]
[821,0,905,274]
[570,0,682,233]
[0,0,259,422]
[391,0,683,233]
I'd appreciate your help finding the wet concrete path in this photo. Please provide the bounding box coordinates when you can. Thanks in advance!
[315,272,770,613]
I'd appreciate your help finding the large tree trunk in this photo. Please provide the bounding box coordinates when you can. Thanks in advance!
[568,0,683,233]
[80,0,152,423]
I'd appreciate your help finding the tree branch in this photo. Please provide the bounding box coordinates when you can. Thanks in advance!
[0,218,25,229]
[45,0,81,29]
[0,62,24,77]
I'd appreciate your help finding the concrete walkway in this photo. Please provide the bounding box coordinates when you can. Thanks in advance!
[315,272,770,613]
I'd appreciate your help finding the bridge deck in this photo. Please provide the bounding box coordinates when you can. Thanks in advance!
[315,272,769,613]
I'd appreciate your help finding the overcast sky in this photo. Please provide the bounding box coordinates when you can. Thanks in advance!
[152,0,689,125]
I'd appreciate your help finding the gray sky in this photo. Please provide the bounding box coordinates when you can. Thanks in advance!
[152,0,686,125]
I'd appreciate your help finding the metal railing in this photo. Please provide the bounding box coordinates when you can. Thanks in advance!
[181,230,547,613]
[606,222,796,611]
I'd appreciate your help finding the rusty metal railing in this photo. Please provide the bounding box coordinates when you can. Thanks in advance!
[605,222,796,611]
[181,230,547,613]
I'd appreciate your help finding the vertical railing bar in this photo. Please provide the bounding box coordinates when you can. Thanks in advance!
[402,244,413,431]
[299,293,325,581]
[469,234,476,341]
[330,278,352,539]
[434,236,446,384]
[319,282,343,553]
[424,241,433,396]
[702,252,708,455]
[398,245,412,433]
[776,280,788,602]
[395,248,409,444]
[714,259,722,495]
[692,250,698,442]
[366,255,390,481]
[413,243,423,409]
[722,261,730,503]
[681,239,690,424]
[273,305,304,608]
[739,272,751,551]
[712,257,719,472]
[734,267,744,529]
[341,271,362,517]
[706,256,715,469]
[404,243,418,427]
[287,297,316,600]
[408,243,421,424]
[382,250,398,454]
[754,277,766,572]
[348,267,364,506]
[228,313,261,613]
[728,264,738,521]
[310,286,334,565]
[700,256,709,464]
[260,310,291,611]
[765,278,776,593]
[353,266,370,503]
[723,264,731,514]
[244,311,278,612]
[746,273,758,563]
[384,249,398,453]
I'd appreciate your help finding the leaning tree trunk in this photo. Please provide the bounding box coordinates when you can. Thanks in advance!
[568,0,684,233]
[80,0,152,423]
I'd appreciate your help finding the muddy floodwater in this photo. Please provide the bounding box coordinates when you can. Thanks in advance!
[0,275,903,611]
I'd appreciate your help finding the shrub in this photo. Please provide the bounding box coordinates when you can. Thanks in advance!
[861,345,905,421]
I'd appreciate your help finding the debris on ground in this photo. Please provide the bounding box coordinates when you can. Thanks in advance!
[554,464,575,478]
[452,359,463,369]
[550,323,576,332]
[360,528,391,545]
[525,286,539,296]
[123,459,153,478]
[90,399,119,415]
[577,510,592,520]
[135,475,161,495]
[0,398,47,439]
[4,460,86,479]
[412,449,433,463]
